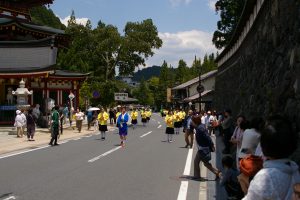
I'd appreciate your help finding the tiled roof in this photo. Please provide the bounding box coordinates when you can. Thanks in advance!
[172,70,218,90]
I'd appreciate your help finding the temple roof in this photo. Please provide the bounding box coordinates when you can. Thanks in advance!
[0,0,54,7]
[49,70,90,78]
[0,37,57,73]
[0,18,65,35]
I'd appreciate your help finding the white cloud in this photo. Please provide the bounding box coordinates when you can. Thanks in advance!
[169,0,192,7]
[207,0,217,11]
[144,30,217,68]
[59,15,89,27]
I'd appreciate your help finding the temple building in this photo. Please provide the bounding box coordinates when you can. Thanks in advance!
[0,0,89,124]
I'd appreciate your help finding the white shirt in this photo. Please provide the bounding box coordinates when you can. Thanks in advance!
[239,128,260,158]
[243,159,300,200]
[75,112,84,121]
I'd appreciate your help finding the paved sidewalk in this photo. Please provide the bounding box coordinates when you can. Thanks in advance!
[0,120,117,155]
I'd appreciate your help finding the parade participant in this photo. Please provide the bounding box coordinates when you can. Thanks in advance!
[98,108,109,140]
[14,110,24,138]
[116,105,121,127]
[75,108,84,133]
[183,110,195,148]
[26,108,36,141]
[49,105,60,146]
[141,108,147,126]
[165,110,175,142]
[130,107,138,129]
[243,115,300,200]
[117,107,129,147]
[192,114,220,180]
[146,108,152,123]
[174,108,183,135]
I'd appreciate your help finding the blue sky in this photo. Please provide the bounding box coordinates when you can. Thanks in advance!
[50,0,219,68]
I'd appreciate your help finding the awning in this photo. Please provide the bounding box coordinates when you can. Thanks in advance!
[183,90,213,102]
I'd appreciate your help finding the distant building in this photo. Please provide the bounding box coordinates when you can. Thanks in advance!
[171,70,218,111]
[118,75,139,87]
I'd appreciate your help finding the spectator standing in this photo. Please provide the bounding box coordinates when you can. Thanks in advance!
[49,105,59,146]
[183,110,195,148]
[109,108,115,125]
[221,109,234,154]
[14,110,24,138]
[220,155,244,199]
[243,116,300,200]
[26,108,36,141]
[87,109,93,130]
[20,109,27,138]
[75,108,84,133]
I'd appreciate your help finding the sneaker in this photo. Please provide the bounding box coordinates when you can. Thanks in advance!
[169,140,173,143]
[54,143,59,146]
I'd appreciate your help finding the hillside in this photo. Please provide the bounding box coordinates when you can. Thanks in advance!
[30,6,65,30]
[133,66,161,81]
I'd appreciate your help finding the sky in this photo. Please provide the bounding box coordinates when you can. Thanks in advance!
[50,0,219,68]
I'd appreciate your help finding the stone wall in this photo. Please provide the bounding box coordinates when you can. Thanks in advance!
[215,0,300,130]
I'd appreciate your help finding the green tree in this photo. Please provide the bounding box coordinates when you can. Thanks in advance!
[201,53,217,74]
[190,56,201,78]
[133,78,154,105]
[175,59,189,84]
[30,6,65,29]
[91,19,162,82]
[212,0,245,49]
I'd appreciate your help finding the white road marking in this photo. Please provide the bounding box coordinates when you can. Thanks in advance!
[199,163,207,199]
[140,131,152,138]
[4,196,16,200]
[157,125,162,129]
[88,146,122,163]
[0,145,49,160]
[177,147,194,200]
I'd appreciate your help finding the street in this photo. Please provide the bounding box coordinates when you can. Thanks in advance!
[0,113,224,200]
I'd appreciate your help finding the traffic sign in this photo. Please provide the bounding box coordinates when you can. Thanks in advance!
[197,85,205,93]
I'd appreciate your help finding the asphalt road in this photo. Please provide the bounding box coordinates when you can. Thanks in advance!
[0,113,221,200]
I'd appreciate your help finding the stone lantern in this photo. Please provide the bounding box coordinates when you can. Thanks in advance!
[12,79,33,110]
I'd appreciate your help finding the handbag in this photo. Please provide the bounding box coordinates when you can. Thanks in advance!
[239,154,263,177]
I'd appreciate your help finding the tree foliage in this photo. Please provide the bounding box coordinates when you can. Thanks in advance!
[30,6,65,29]
[212,0,245,49]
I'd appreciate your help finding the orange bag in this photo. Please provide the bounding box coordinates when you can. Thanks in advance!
[239,155,263,177]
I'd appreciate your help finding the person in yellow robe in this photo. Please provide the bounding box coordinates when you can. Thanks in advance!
[146,108,152,123]
[165,110,175,142]
[141,108,147,126]
[130,108,138,129]
[98,108,109,140]
[174,108,183,135]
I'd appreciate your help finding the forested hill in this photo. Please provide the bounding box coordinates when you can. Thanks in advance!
[30,6,65,30]
[133,66,161,81]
